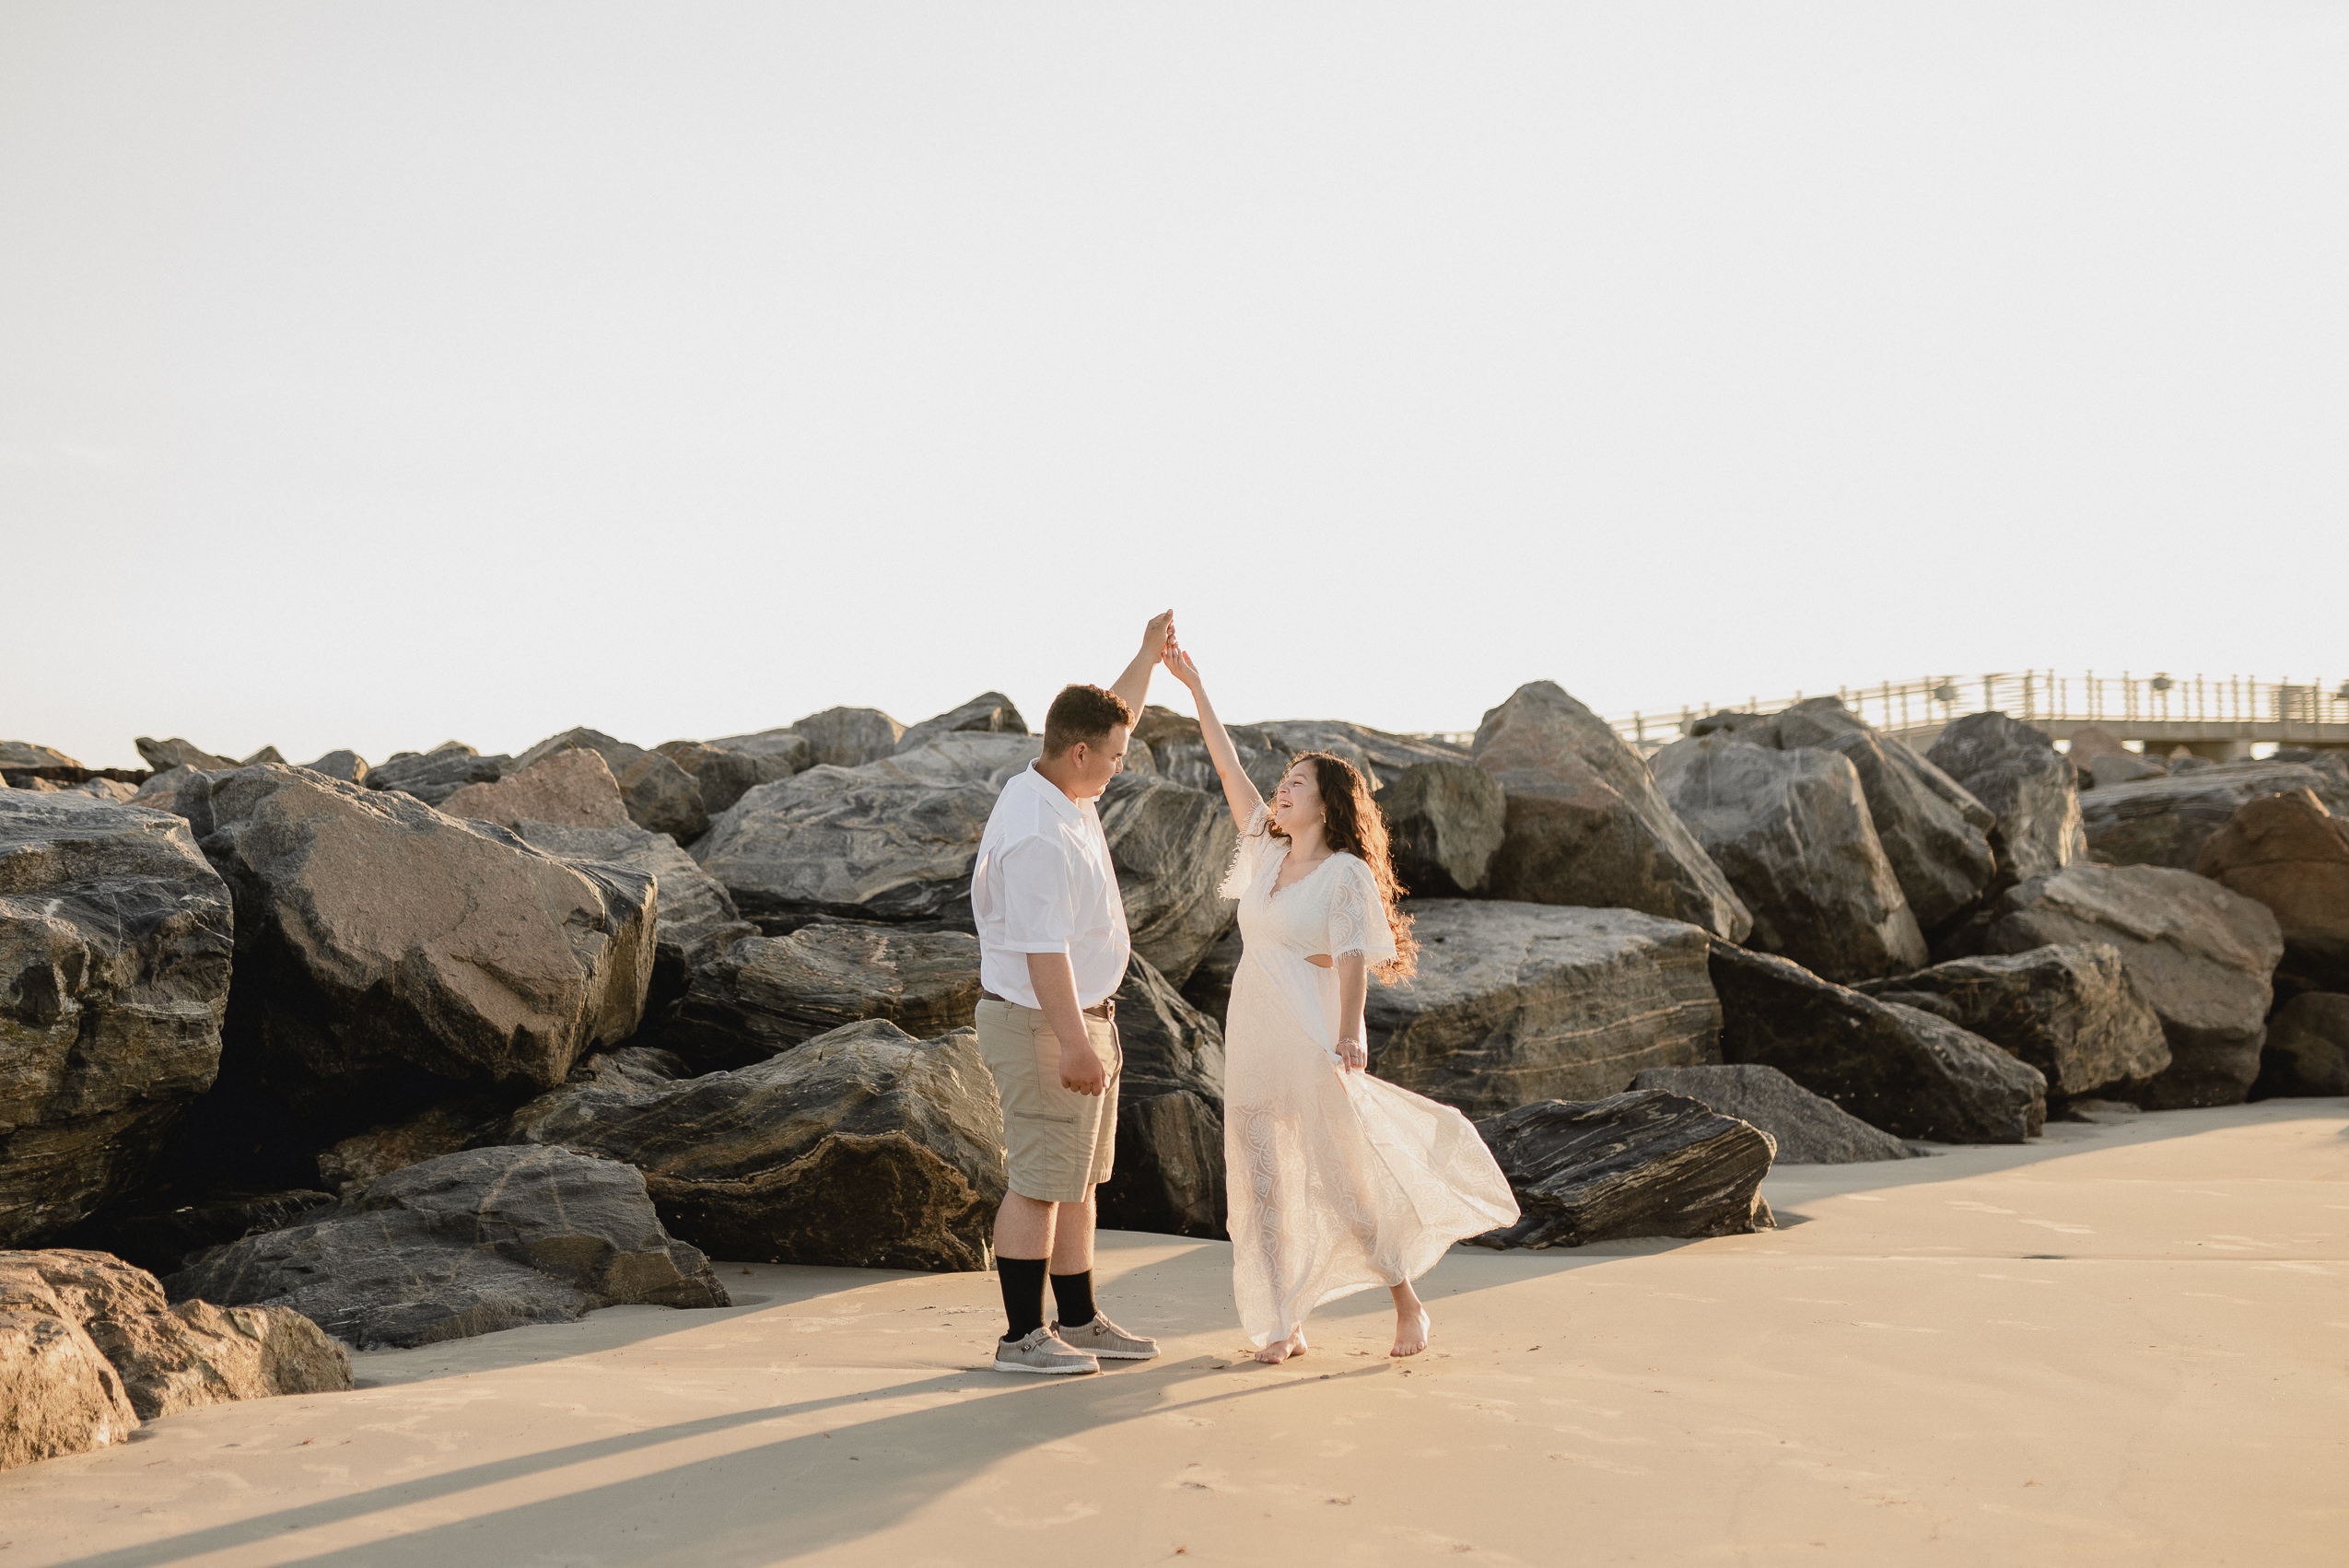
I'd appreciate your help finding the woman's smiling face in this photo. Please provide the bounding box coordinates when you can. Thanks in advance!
[1270,760,1323,837]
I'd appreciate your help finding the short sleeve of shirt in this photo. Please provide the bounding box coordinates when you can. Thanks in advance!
[992,834,1081,954]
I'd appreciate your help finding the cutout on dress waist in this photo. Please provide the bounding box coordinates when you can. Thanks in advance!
[1306,954,1333,968]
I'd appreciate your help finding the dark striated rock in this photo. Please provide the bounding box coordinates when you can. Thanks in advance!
[6,1250,349,1422]
[501,1020,1005,1271]
[1471,682,1751,941]
[2255,991,2349,1097]
[506,819,755,1011]
[136,738,238,772]
[693,736,1038,929]
[1928,713,2086,889]
[366,743,512,806]
[1,794,234,1246]
[150,766,655,1126]
[1100,773,1238,985]
[790,708,906,769]
[1099,961,1230,1235]
[315,1092,520,1193]
[442,748,630,830]
[1985,865,2282,1109]
[166,1144,727,1351]
[1179,923,1245,1029]
[1652,737,1926,980]
[1855,944,2170,1100]
[895,693,1027,755]
[2194,789,2349,993]
[1375,760,1506,897]
[1467,1091,1775,1249]
[654,925,980,1071]
[2080,763,2343,871]
[1710,941,2047,1143]
[64,1189,336,1279]
[1630,1064,1911,1164]
[1750,699,1996,931]
[1365,900,1722,1118]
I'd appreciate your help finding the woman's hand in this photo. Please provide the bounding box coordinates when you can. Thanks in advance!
[1161,640,1203,692]
[1335,1036,1368,1072]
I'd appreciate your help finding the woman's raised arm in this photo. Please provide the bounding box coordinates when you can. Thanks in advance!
[1162,642,1264,828]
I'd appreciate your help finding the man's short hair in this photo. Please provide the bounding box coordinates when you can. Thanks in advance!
[1042,685,1133,757]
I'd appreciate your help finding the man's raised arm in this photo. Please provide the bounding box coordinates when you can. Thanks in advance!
[1110,611,1175,720]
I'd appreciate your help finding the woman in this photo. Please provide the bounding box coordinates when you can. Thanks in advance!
[1163,639,1519,1363]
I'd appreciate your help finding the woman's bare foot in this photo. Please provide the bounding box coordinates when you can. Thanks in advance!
[1388,1280,1430,1357]
[1254,1329,1309,1363]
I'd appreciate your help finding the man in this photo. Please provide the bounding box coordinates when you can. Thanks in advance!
[968,611,1174,1375]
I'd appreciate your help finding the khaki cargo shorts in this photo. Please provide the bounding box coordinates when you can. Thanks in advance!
[976,998,1122,1205]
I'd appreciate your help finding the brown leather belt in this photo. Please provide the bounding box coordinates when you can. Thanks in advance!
[980,989,1115,1021]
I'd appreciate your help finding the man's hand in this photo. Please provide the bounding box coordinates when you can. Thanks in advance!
[1141,610,1174,655]
[1060,1039,1108,1095]
[1112,609,1176,720]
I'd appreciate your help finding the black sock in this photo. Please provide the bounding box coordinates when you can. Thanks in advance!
[999,1258,1047,1341]
[1050,1270,1096,1328]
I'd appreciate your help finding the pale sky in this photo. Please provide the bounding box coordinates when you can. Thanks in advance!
[5,3,2345,769]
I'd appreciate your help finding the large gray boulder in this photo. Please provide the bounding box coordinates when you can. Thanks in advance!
[654,924,980,1071]
[1630,1063,1911,1164]
[0,743,80,769]
[367,743,512,806]
[789,707,905,769]
[1244,720,1468,790]
[148,766,657,1122]
[1365,900,1722,1118]
[2079,762,2344,871]
[1652,737,1926,981]
[298,750,368,785]
[1471,682,1751,941]
[1468,1091,1775,1250]
[1927,713,2086,889]
[1375,760,1506,897]
[1856,944,2170,1100]
[692,736,1039,929]
[500,1020,1005,1272]
[2255,991,2349,1097]
[1096,957,1229,1238]
[135,738,238,773]
[1985,865,2283,1108]
[700,727,815,788]
[513,728,707,843]
[894,693,1027,755]
[1710,940,2047,1143]
[505,819,755,1007]
[1179,923,1245,1028]
[441,748,631,830]
[1137,708,1291,798]
[1099,773,1238,986]
[1,794,234,1246]
[2,1249,349,1424]
[1741,698,1996,931]
[2194,789,2349,993]
[165,1144,728,1351]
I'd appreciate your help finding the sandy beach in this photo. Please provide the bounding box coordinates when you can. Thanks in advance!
[5,1100,2342,1568]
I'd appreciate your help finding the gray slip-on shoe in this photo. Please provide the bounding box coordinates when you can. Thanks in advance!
[992,1326,1100,1375]
[1051,1313,1161,1362]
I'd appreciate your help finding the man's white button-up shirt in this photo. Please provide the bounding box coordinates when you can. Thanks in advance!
[971,762,1131,1009]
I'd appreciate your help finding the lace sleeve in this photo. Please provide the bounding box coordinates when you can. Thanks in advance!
[1217,801,1275,900]
[1326,857,1397,964]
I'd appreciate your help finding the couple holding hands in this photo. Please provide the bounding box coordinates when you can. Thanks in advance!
[969,613,1518,1374]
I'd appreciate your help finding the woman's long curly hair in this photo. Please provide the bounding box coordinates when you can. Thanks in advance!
[1268,751,1419,983]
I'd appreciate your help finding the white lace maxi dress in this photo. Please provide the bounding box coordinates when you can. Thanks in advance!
[1221,805,1520,1347]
